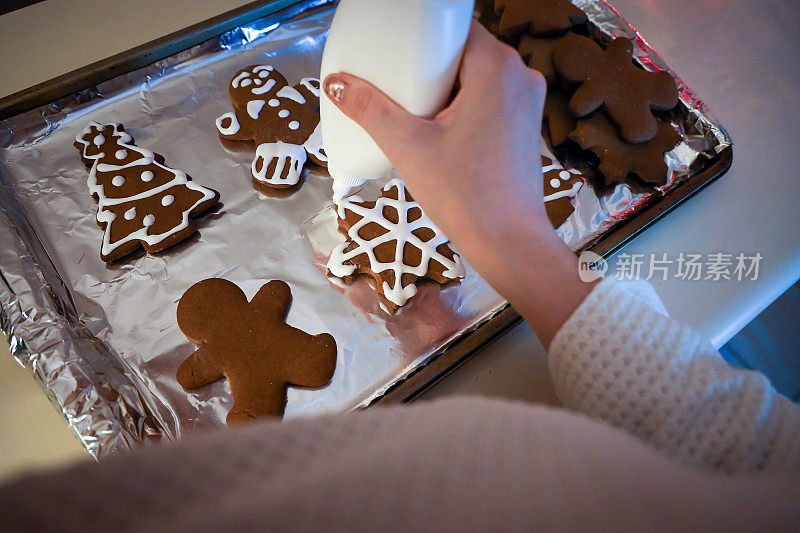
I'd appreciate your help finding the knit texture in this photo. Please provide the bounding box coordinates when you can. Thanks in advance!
[550,278,800,473]
[1,398,798,532]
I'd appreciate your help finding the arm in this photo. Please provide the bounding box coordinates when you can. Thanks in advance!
[550,278,800,472]
[322,21,800,472]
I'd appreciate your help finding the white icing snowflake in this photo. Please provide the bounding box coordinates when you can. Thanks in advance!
[327,179,465,310]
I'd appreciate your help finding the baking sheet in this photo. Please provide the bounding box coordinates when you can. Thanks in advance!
[0,0,731,458]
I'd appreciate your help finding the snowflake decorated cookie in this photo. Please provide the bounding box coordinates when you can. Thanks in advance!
[74,122,220,262]
[327,179,466,313]
[215,65,326,194]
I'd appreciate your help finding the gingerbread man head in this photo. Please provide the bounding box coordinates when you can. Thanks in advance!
[176,278,337,423]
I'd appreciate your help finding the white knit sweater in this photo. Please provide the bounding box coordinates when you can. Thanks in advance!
[550,278,800,472]
[1,279,798,531]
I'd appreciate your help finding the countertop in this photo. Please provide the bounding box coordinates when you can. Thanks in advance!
[1,0,798,479]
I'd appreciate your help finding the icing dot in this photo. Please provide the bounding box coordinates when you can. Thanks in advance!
[93,134,105,146]
[112,176,125,187]
[115,149,127,160]
[550,178,561,189]
[143,214,155,227]
[124,207,136,220]
[254,78,263,86]
[259,70,270,78]
[241,78,252,87]
[288,121,300,130]
[161,195,175,207]
[278,109,290,118]
[559,170,572,180]
[141,171,154,182]
[268,99,280,107]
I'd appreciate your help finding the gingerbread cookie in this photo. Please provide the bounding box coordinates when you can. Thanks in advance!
[553,35,679,144]
[494,0,587,39]
[176,278,337,423]
[215,65,326,193]
[542,151,583,227]
[543,87,577,147]
[74,122,219,262]
[327,179,466,313]
[569,112,681,186]
[518,33,569,85]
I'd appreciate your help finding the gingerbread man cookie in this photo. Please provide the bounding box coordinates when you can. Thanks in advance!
[74,122,220,262]
[518,33,570,85]
[327,179,466,313]
[494,0,587,40]
[176,278,337,423]
[553,35,679,144]
[569,112,681,186]
[215,65,326,194]
[542,150,583,227]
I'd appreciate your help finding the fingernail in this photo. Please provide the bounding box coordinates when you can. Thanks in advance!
[324,75,348,104]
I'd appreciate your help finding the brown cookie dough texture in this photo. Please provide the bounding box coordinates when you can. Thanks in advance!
[494,0,587,40]
[74,122,219,262]
[327,179,466,313]
[518,33,570,85]
[176,278,337,423]
[553,35,679,144]
[215,65,327,194]
[542,151,583,227]
[543,87,577,147]
[569,112,681,186]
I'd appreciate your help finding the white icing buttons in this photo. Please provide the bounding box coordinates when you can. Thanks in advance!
[278,110,290,118]
[550,178,561,189]
[559,170,572,180]
[141,171,154,182]
[161,195,175,207]
[112,176,125,187]
[288,121,300,130]
[124,207,136,220]
[93,134,105,146]
[268,99,280,107]
[143,214,155,227]
[115,149,127,160]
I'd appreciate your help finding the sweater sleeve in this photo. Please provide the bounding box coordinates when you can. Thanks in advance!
[548,278,800,473]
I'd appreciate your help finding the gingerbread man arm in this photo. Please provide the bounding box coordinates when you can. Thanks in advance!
[284,331,338,389]
[249,279,292,320]
[176,345,225,389]
[215,111,254,142]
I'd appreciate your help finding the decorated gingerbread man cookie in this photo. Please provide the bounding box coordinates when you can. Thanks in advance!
[494,0,587,40]
[553,35,679,144]
[176,278,337,423]
[74,122,220,262]
[327,179,466,313]
[542,149,583,228]
[215,65,326,193]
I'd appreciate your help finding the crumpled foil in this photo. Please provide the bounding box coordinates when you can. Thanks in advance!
[0,0,731,459]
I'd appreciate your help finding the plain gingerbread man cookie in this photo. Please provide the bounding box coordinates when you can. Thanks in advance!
[176,278,337,423]
[494,0,587,40]
[553,35,679,144]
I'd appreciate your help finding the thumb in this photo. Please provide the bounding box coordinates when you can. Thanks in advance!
[323,72,429,156]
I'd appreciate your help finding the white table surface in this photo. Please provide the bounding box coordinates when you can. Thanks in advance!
[1,0,798,476]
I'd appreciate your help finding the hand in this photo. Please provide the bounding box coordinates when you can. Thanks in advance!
[323,21,595,348]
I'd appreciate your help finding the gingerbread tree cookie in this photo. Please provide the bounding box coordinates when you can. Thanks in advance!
[74,122,219,262]
[327,179,466,313]
[542,152,583,227]
[215,65,327,194]
[494,0,587,40]
[569,113,681,186]
[553,35,679,144]
[176,278,337,423]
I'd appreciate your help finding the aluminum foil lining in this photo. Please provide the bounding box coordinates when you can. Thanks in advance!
[0,0,731,459]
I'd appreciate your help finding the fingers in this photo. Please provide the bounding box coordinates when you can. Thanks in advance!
[323,72,430,156]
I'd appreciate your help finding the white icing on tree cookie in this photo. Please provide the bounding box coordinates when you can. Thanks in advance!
[75,122,218,261]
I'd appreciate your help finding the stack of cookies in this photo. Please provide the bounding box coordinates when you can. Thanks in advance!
[478,0,682,189]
